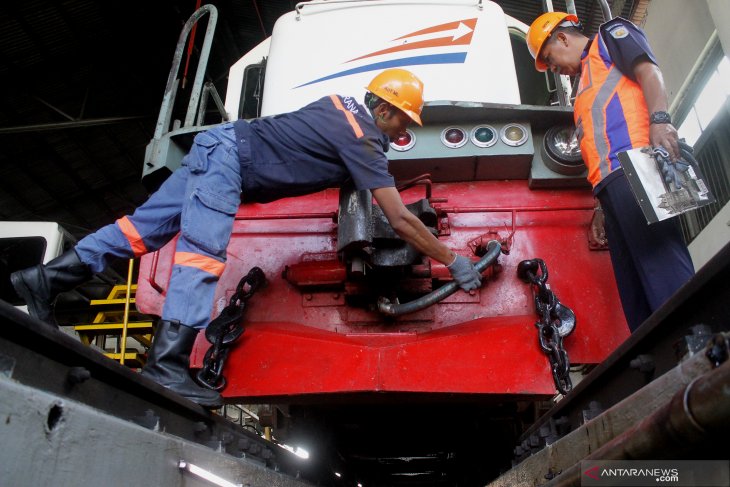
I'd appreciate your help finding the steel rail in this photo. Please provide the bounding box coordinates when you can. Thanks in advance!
[0,300,322,484]
[542,357,730,487]
[501,242,730,478]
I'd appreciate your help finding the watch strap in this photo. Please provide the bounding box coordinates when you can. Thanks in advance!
[650,111,672,125]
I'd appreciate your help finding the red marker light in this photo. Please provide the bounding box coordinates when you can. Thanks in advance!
[441,127,467,148]
[390,130,416,151]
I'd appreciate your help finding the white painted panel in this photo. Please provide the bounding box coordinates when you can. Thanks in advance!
[689,202,730,270]
[259,1,520,115]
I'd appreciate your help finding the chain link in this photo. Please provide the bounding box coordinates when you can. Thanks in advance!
[196,267,266,391]
[517,259,575,395]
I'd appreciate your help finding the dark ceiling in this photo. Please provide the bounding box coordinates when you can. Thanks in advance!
[0,0,639,240]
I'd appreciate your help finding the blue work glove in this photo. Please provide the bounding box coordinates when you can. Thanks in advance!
[654,146,690,189]
[447,255,482,291]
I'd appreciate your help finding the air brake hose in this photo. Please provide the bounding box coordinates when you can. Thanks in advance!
[377,240,501,317]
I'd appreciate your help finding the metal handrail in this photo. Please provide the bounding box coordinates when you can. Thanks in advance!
[597,0,613,21]
[565,0,577,15]
[196,81,230,126]
[153,4,218,139]
[295,0,484,20]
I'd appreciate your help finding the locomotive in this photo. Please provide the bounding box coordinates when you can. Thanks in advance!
[137,1,629,484]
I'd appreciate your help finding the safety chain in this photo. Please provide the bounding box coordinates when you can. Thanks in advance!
[196,267,266,391]
[517,259,576,395]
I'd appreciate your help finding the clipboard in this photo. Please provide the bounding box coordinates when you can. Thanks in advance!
[617,146,715,224]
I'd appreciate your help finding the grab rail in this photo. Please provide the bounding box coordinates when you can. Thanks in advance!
[295,0,484,20]
[153,4,218,139]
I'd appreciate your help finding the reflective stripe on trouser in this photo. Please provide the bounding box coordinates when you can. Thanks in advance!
[75,123,242,329]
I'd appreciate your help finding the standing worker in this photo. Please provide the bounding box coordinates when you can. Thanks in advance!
[11,68,482,408]
[526,13,694,332]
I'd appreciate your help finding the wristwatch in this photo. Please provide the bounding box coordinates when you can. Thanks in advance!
[650,111,672,125]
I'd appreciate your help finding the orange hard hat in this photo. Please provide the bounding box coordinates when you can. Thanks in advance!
[527,12,580,72]
[366,68,424,126]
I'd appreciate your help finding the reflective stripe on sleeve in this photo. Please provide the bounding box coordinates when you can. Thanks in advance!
[116,216,148,257]
[330,95,364,139]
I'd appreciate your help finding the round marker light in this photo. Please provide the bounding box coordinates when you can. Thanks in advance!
[390,129,416,152]
[441,127,468,148]
[541,125,584,175]
[470,125,497,148]
[501,124,528,146]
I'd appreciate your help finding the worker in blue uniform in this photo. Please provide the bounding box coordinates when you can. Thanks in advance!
[11,68,482,408]
[527,13,694,332]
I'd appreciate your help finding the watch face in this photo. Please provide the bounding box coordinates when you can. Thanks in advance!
[651,111,672,124]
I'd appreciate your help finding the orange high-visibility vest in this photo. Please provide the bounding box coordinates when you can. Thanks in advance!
[573,29,650,188]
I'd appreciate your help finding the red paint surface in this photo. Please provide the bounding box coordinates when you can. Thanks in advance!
[137,181,629,400]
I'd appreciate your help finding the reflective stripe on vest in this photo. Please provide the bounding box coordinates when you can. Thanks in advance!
[573,31,650,187]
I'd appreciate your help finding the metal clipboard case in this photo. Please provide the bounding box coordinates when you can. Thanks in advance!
[617,145,715,224]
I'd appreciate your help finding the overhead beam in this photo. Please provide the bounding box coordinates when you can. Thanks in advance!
[0,99,120,225]
[0,116,149,134]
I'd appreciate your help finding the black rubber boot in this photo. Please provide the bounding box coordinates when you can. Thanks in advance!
[141,320,222,409]
[10,249,93,327]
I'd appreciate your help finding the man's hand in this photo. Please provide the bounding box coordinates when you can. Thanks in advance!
[447,255,482,291]
[650,122,680,161]
[589,201,607,247]
[634,61,680,161]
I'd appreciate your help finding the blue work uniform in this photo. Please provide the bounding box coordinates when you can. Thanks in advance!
[75,95,394,328]
[581,18,694,332]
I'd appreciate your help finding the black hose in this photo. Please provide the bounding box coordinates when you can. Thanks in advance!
[679,140,698,165]
[377,240,502,317]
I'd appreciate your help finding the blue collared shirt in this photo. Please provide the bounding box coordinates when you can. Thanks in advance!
[599,17,657,81]
[233,95,394,203]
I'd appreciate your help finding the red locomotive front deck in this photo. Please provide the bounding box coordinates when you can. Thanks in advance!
[136,180,629,400]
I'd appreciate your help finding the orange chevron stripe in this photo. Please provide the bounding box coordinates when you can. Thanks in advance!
[348,18,477,62]
[395,18,477,39]
[348,35,473,62]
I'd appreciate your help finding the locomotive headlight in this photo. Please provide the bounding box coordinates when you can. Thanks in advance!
[500,124,528,146]
[545,125,581,161]
[470,125,497,148]
[390,129,416,151]
[541,125,584,175]
[441,127,468,148]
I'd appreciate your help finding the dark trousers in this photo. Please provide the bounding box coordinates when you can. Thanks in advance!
[597,171,695,332]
